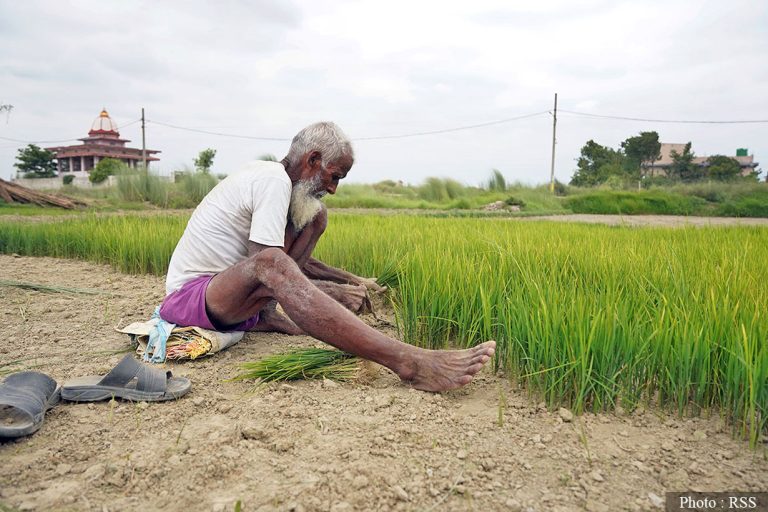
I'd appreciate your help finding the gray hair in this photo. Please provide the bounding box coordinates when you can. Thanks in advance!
[284,122,354,168]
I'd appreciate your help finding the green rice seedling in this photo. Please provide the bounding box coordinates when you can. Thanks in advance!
[315,214,768,443]
[0,214,187,275]
[233,348,360,383]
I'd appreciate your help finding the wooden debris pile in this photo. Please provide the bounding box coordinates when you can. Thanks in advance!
[0,178,84,209]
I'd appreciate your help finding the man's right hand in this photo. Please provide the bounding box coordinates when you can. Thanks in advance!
[355,276,387,293]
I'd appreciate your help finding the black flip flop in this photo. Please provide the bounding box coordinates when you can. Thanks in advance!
[0,371,61,439]
[61,355,191,402]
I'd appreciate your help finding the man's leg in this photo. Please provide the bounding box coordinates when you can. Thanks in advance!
[205,247,495,392]
[247,208,328,334]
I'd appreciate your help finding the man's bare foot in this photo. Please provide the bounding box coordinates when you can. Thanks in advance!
[249,301,305,335]
[397,340,496,392]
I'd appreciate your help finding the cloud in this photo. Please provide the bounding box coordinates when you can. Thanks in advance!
[1,0,766,185]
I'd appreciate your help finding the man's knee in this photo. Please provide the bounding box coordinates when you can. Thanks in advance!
[248,247,301,287]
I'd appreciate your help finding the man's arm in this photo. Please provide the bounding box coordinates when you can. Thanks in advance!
[303,257,387,293]
[247,240,275,258]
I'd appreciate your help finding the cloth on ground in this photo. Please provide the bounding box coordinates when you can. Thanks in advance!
[117,307,244,363]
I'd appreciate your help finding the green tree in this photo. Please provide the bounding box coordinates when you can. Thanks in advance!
[90,158,127,183]
[194,148,216,174]
[706,155,742,181]
[621,131,661,183]
[569,140,625,187]
[14,144,57,178]
[668,142,704,182]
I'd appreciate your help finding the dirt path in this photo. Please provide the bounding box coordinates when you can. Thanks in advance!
[519,214,768,227]
[0,255,766,512]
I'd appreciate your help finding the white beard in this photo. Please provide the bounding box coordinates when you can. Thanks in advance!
[289,176,324,231]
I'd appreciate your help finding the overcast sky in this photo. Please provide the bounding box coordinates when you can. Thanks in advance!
[1,0,766,186]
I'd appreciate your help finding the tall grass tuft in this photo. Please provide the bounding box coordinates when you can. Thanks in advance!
[179,172,219,205]
[116,170,172,207]
[485,169,507,191]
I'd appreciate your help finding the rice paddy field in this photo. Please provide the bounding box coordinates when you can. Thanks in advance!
[0,212,766,448]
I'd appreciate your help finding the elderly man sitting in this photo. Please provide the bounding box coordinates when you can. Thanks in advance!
[159,122,495,392]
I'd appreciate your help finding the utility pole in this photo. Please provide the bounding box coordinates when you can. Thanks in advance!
[549,93,558,193]
[141,107,147,171]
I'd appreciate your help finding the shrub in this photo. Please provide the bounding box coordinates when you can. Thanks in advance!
[685,185,726,203]
[62,175,75,186]
[90,158,127,183]
[505,196,526,208]
[449,198,472,210]
[716,198,768,217]
[601,175,629,190]
[643,175,674,188]
[373,180,398,191]
[565,190,706,215]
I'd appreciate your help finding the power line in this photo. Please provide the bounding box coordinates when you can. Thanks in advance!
[147,120,291,141]
[118,119,142,129]
[147,110,550,142]
[0,135,81,144]
[353,111,550,140]
[559,109,768,124]
[0,118,143,145]
[3,107,767,148]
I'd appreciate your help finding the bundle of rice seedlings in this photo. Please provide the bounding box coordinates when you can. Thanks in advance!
[233,348,360,383]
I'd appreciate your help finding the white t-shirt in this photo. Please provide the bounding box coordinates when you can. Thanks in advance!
[165,160,292,294]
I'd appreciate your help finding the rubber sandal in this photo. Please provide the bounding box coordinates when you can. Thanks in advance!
[0,371,61,439]
[61,355,191,402]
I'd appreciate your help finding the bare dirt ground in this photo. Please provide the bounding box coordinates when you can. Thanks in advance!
[0,254,766,512]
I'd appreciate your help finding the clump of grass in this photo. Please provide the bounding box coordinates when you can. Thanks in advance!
[233,348,360,383]
[177,171,219,205]
[116,169,171,207]
[485,169,507,191]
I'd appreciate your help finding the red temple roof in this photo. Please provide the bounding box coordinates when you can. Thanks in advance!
[88,109,121,137]
[46,109,160,162]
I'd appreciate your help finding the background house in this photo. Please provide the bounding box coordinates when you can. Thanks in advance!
[646,143,758,177]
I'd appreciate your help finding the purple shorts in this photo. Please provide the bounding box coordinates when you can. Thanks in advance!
[159,274,259,332]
